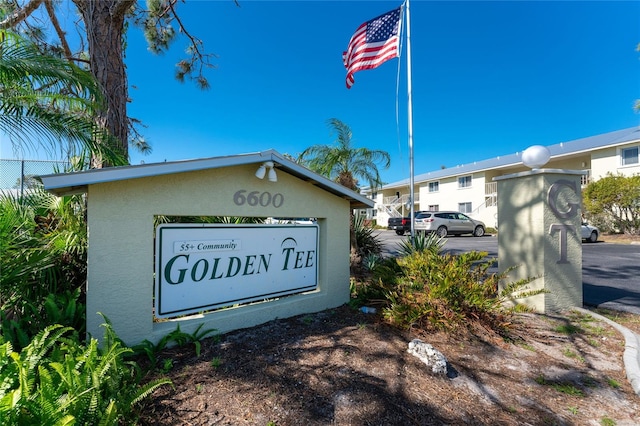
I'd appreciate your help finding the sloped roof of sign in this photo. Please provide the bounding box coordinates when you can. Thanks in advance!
[40,149,374,209]
[383,126,640,188]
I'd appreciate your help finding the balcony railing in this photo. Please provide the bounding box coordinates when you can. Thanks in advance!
[382,193,419,205]
[485,182,497,195]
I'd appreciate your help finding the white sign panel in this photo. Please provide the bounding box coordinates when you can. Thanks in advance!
[155,224,319,318]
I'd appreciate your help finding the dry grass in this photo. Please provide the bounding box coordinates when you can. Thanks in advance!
[600,233,640,245]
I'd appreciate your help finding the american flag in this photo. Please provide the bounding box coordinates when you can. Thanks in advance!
[342,6,402,89]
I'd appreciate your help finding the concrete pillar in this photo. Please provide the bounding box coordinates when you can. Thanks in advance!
[495,169,584,313]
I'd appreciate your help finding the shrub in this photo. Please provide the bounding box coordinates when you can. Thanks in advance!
[1,288,85,351]
[359,250,540,335]
[130,323,219,371]
[350,255,401,309]
[583,173,640,235]
[0,188,89,350]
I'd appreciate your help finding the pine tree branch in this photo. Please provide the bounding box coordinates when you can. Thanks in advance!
[166,0,214,87]
[0,0,44,28]
[43,0,73,60]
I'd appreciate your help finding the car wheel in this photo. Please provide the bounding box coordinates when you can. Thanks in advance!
[588,231,598,243]
[436,226,448,238]
[473,226,485,237]
[395,230,404,236]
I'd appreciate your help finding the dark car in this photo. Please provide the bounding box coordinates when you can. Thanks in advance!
[387,216,411,235]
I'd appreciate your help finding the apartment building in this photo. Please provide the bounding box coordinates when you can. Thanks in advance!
[367,126,640,229]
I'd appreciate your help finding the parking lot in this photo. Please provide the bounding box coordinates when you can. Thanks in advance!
[376,230,640,315]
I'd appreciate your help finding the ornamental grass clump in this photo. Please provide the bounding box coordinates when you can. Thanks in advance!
[363,250,540,334]
[397,231,446,256]
[352,214,384,259]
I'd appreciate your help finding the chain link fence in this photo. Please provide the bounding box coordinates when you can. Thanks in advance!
[0,159,70,197]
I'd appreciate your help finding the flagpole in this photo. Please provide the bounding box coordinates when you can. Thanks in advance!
[405,0,415,240]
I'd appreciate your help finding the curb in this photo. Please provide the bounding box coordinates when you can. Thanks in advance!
[575,307,640,396]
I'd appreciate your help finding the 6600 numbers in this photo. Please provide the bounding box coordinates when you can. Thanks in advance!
[233,190,284,208]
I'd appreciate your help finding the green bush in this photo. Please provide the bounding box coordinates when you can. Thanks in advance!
[352,232,444,311]
[1,289,85,351]
[0,321,171,425]
[0,188,88,350]
[583,173,640,235]
[357,250,540,335]
[350,255,401,309]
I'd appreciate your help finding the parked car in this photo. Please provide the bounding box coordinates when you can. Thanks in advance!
[581,223,599,243]
[414,211,486,237]
[387,216,412,235]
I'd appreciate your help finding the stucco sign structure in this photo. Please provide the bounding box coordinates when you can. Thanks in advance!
[156,224,319,318]
[40,150,373,346]
[495,169,584,313]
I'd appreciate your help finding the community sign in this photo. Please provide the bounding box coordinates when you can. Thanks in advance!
[155,224,319,318]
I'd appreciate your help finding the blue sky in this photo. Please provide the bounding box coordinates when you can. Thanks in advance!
[3,1,640,185]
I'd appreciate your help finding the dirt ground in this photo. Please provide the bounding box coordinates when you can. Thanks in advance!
[137,304,640,426]
[136,232,640,425]
[600,233,640,245]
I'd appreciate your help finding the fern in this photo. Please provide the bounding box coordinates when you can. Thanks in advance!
[187,323,218,357]
[0,320,172,424]
[128,377,173,406]
[130,322,218,368]
[96,400,118,426]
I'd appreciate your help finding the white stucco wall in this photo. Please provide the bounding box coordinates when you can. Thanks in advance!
[591,144,640,180]
[417,173,489,221]
[85,164,351,346]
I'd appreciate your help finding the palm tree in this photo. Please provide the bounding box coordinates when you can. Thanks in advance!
[0,29,124,164]
[301,118,391,191]
[301,118,391,269]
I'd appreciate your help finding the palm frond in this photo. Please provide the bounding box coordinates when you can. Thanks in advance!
[300,118,391,190]
[0,29,126,165]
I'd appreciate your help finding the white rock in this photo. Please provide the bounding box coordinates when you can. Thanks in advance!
[408,339,448,375]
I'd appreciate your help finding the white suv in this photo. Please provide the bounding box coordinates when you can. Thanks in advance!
[414,211,486,237]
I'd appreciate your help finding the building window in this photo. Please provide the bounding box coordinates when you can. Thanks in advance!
[458,175,472,188]
[428,204,439,211]
[458,202,472,213]
[428,181,439,192]
[621,146,639,166]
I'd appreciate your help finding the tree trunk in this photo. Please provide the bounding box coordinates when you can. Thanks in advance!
[73,0,134,168]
